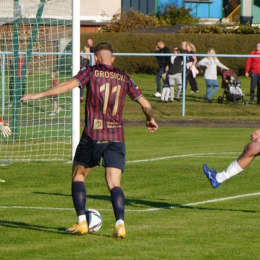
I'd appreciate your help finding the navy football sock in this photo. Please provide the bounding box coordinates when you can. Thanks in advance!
[110,186,125,221]
[71,181,86,216]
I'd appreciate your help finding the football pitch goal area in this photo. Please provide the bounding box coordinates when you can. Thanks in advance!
[0,0,81,162]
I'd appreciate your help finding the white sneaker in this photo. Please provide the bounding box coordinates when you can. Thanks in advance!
[56,107,62,114]
[49,112,56,116]
[153,92,161,98]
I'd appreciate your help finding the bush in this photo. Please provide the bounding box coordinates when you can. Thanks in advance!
[81,33,258,75]
[157,3,199,25]
[181,23,260,34]
[101,8,160,33]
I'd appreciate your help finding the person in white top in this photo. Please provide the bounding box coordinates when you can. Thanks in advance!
[197,48,228,103]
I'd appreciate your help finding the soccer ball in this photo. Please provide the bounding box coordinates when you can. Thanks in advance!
[85,208,102,232]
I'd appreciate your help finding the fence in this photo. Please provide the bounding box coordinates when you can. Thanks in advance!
[112,53,259,116]
[0,51,259,162]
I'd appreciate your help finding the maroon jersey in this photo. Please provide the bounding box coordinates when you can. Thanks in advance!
[73,64,143,142]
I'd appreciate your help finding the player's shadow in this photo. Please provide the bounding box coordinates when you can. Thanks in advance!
[33,191,177,209]
[0,219,110,237]
[32,192,258,213]
[33,191,71,197]
[0,219,64,234]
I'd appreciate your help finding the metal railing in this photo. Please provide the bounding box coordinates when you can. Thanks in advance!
[226,4,241,25]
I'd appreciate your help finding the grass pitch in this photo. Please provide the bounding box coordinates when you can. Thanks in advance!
[1,126,260,260]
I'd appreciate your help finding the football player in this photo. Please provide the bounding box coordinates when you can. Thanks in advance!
[203,129,260,188]
[20,42,158,238]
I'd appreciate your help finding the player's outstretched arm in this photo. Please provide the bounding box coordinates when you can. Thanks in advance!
[137,96,158,133]
[20,79,80,103]
[0,121,11,137]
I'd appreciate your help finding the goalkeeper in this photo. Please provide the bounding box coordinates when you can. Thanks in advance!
[0,118,11,137]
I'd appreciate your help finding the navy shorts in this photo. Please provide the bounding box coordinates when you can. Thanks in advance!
[73,138,126,171]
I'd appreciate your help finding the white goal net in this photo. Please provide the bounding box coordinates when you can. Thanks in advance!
[0,0,73,162]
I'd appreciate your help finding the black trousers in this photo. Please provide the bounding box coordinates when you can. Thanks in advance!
[9,79,26,102]
[186,70,198,92]
[250,73,260,103]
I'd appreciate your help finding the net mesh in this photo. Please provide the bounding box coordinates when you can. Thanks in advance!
[0,0,73,162]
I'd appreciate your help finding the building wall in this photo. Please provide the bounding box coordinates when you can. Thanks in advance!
[80,0,121,22]
[121,0,223,19]
[184,1,222,18]
[157,0,222,19]
[252,0,260,24]
[122,0,157,14]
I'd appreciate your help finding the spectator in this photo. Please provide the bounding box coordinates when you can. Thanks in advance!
[87,38,95,53]
[80,46,90,69]
[160,80,170,102]
[80,47,91,102]
[186,42,199,93]
[197,48,228,103]
[49,71,61,116]
[8,54,29,107]
[168,46,183,102]
[179,40,188,54]
[154,39,171,98]
[245,42,260,105]
[80,39,95,103]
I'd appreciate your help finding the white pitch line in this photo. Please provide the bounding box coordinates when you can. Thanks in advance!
[126,152,238,164]
[132,192,260,212]
[1,192,259,212]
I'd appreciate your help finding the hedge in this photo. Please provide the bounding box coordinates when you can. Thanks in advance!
[81,33,259,75]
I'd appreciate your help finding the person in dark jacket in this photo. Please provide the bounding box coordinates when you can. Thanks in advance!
[154,40,171,98]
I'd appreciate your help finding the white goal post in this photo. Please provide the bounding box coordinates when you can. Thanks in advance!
[0,0,80,162]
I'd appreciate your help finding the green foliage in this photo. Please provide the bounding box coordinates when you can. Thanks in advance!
[157,3,199,25]
[233,23,260,34]
[101,8,160,33]
[181,23,260,34]
[81,33,259,75]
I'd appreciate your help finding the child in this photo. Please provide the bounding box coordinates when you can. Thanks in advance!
[49,71,61,116]
[161,85,170,102]
[160,73,170,102]
[228,74,243,96]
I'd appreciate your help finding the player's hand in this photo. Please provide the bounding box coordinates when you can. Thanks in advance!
[20,93,41,103]
[251,129,260,141]
[245,73,249,77]
[146,119,158,133]
[0,122,12,137]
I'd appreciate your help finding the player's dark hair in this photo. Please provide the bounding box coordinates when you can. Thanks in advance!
[94,42,114,54]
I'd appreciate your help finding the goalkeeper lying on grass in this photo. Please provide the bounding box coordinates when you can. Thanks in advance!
[0,118,11,138]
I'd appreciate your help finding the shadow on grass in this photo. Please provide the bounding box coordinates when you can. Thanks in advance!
[0,219,109,237]
[33,191,178,209]
[32,192,258,213]
[0,219,63,234]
